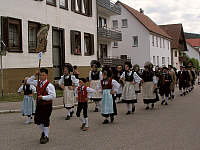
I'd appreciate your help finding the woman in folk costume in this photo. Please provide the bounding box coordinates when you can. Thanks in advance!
[133,64,142,99]
[59,63,79,120]
[121,62,142,115]
[18,77,36,124]
[141,62,159,110]
[89,60,103,112]
[97,66,120,124]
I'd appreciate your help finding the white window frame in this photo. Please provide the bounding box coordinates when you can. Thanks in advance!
[122,19,128,28]
[112,20,118,29]
[132,36,138,47]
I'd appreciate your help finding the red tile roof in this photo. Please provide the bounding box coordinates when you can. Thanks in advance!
[186,39,200,47]
[117,2,171,39]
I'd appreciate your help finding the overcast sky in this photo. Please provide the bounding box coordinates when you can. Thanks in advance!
[113,0,200,34]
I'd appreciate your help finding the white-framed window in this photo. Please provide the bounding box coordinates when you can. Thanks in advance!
[157,56,159,66]
[160,37,162,48]
[152,35,154,46]
[163,39,165,48]
[153,56,156,65]
[132,36,138,47]
[156,36,158,47]
[113,41,118,48]
[112,20,118,29]
[162,57,165,65]
[122,19,128,28]
[175,51,178,57]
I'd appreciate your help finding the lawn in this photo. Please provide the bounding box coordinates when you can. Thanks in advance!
[0,89,64,103]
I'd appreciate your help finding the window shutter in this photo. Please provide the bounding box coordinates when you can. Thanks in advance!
[19,19,22,51]
[70,30,75,54]
[1,17,8,50]
[88,0,92,17]
[90,34,94,55]
[71,0,75,11]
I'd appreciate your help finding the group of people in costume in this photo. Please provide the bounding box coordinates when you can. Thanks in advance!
[17,60,197,144]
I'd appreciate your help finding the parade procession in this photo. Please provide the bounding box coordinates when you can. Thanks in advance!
[1,0,200,149]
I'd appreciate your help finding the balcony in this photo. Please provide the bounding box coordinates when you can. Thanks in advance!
[98,27,122,41]
[99,56,131,67]
[97,0,121,15]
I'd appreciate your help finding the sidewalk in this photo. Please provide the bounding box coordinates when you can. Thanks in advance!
[0,97,65,114]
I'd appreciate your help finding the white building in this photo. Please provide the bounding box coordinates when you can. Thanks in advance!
[0,0,97,93]
[186,42,200,63]
[110,2,171,68]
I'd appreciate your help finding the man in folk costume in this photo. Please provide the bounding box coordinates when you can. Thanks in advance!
[121,62,142,115]
[97,66,120,124]
[185,67,191,94]
[141,62,159,110]
[158,67,172,105]
[177,66,187,96]
[168,65,176,100]
[112,65,124,103]
[76,78,95,131]
[27,68,56,144]
[59,63,79,120]
[18,77,36,124]
[189,66,196,91]
[89,60,103,112]
[133,64,142,99]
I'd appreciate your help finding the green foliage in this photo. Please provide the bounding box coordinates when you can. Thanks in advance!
[183,55,200,70]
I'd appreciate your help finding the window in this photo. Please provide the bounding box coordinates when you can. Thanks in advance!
[156,36,158,47]
[99,17,107,28]
[160,37,162,48]
[162,57,165,65]
[1,17,22,52]
[132,36,138,47]
[113,41,118,48]
[84,33,94,56]
[157,56,159,66]
[122,19,128,28]
[71,0,92,16]
[70,30,81,55]
[152,35,154,46]
[60,0,68,9]
[163,39,165,48]
[175,51,177,57]
[28,22,40,53]
[153,56,156,65]
[168,41,170,50]
[47,0,56,6]
[112,20,118,29]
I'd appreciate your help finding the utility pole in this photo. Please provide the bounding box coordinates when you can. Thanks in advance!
[0,38,6,96]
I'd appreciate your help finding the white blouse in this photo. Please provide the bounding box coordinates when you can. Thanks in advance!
[120,71,142,83]
[89,71,103,81]
[58,74,79,87]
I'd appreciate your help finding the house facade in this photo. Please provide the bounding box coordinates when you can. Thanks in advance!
[0,0,97,93]
[110,2,171,68]
[186,42,200,63]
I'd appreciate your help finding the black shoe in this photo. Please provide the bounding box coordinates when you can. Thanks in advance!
[145,106,150,110]
[172,95,175,99]
[151,103,154,109]
[183,92,186,96]
[132,106,135,113]
[165,102,168,105]
[65,115,70,120]
[70,111,74,117]
[40,132,45,143]
[40,136,49,144]
[168,97,171,100]
[180,94,183,96]
[161,100,165,105]
[94,108,98,112]
[102,119,109,124]
[126,111,131,115]
[110,116,114,123]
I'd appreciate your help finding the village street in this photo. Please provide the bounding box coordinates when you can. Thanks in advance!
[0,87,200,150]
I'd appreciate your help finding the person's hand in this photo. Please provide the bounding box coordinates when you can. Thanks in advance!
[132,82,136,85]
[61,85,65,90]
[38,95,43,100]
[35,70,39,76]
[68,86,74,90]
[110,90,115,95]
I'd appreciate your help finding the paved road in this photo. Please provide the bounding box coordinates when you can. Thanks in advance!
[0,87,200,150]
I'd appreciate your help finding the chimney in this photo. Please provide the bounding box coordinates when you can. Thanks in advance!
[140,8,144,14]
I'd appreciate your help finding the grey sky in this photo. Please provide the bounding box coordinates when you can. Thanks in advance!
[113,0,200,34]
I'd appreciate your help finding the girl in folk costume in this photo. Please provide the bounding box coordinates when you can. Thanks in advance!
[18,77,36,124]
[158,67,172,105]
[59,63,79,120]
[133,64,142,99]
[97,66,120,124]
[141,62,159,110]
[76,78,95,131]
[120,62,142,115]
[27,68,56,144]
[89,60,103,112]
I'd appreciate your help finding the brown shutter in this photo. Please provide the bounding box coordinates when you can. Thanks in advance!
[1,17,8,50]
[19,19,22,51]
[88,0,92,17]
[71,0,75,11]
[70,30,75,54]
[90,34,94,55]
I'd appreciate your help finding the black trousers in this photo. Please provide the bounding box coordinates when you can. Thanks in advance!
[76,102,88,118]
